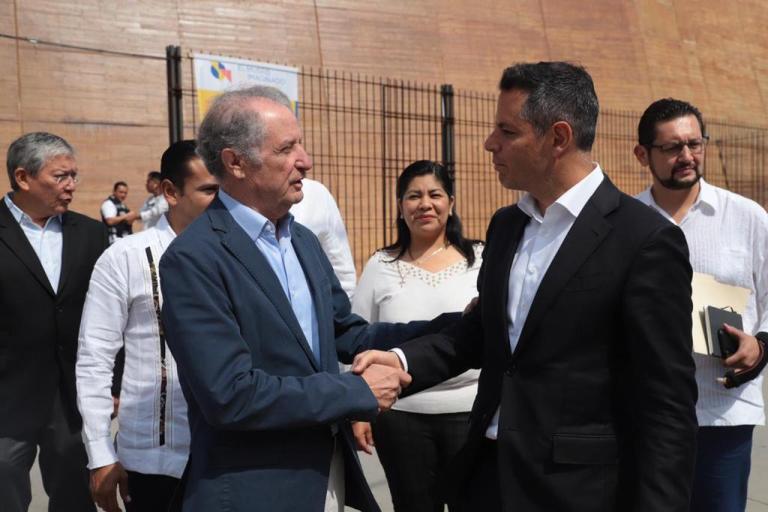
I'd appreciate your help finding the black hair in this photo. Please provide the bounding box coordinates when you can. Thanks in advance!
[499,62,599,151]
[147,171,162,181]
[160,140,200,190]
[637,98,706,146]
[381,160,481,267]
[113,181,127,192]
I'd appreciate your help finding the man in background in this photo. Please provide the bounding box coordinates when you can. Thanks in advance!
[291,178,357,297]
[77,140,219,512]
[139,171,169,229]
[634,98,768,512]
[0,132,108,512]
[101,181,138,244]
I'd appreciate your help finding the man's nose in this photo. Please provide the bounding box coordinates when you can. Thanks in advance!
[484,129,500,153]
[678,144,695,161]
[296,145,313,172]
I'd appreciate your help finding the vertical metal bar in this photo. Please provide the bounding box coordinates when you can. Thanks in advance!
[441,84,455,181]
[165,45,183,144]
[381,80,388,246]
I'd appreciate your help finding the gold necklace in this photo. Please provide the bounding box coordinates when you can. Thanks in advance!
[410,243,450,266]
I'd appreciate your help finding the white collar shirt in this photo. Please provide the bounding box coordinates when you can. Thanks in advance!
[290,178,357,298]
[4,193,63,292]
[636,179,768,426]
[76,214,190,477]
[485,165,605,439]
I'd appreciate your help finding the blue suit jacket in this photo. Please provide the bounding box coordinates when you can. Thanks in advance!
[160,198,382,512]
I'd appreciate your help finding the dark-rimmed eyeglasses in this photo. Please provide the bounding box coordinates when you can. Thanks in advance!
[646,136,709,156]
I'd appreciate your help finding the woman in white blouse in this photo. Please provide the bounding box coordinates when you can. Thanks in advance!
[352,160,482,512]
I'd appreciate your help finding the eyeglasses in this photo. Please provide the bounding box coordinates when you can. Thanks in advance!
[52,172,80,185]
[647,136,709,156]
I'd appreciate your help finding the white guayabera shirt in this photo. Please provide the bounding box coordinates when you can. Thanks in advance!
[76,214,189,477]
[637,179,768,427]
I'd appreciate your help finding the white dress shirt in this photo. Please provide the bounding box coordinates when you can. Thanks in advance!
[4,193,62,291]
[636,179,768,426]
[77,214,189,477]
[353,244,483,414]
[218,190,319,359]
[140,194,169,229]
[291,178,357,298]
[100,198,119,220]
[485,166,605,438]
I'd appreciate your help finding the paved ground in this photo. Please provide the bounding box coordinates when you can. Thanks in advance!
[29,378,768,511]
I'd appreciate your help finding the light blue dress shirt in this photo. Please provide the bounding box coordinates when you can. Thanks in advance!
[218,190,320,361]
[4,193,63,291]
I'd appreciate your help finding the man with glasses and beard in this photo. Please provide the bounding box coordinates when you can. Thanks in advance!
[634,98,768,512]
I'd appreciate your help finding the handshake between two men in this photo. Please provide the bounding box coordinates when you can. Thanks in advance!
[354,350,411,412]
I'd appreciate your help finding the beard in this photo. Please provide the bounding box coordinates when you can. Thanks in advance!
[650,162,702,190]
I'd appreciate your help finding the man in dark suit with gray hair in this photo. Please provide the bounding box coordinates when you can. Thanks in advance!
[160,85,411,512]
[0,132,108,512]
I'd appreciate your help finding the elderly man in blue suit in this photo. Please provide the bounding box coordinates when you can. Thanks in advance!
[159,86,412,512]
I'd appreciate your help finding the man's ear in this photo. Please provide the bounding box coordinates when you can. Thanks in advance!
[633,144,650,167]
[13,168,30,191]
[221,148,247,179]
[551,121,573,156]
[161,179,179,206]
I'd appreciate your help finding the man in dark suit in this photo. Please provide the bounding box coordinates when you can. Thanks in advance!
[353,62,699,511]
[0,132,108,511]
[159,86,411,512]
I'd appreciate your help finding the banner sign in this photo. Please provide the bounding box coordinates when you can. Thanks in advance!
[192,53,299,119]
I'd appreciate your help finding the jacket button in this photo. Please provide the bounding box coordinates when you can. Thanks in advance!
[505,364,517,376]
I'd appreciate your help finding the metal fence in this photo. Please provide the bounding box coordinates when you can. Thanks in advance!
[172,49,768,274]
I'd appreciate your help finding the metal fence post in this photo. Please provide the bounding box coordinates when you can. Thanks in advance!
[440,84,455,180]
[166,45,183,144]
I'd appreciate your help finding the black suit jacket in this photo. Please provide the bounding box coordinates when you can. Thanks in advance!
[399,177,698,511]
[0,199,108,436]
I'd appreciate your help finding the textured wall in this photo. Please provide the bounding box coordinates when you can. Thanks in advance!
[1,0,766,219]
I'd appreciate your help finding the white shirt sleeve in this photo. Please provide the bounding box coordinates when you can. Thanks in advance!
[752,209,768,334]
[140,195,169,225]
[351,254,380,323]
[76,246,129,469]
[100,199,117,219]
[318,189,357,298]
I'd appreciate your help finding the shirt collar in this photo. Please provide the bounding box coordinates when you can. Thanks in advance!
[518,164,605,221]
[695,178,718,212]
[4,193,62,228]
[639,177,718,219]
[217,189,294,242]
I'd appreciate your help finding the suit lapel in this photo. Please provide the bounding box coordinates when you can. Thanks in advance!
[209,199,320,371]
[57,212,80,296]
[513,178,619,358]
[0,199,56,297]
[491,206,530,360]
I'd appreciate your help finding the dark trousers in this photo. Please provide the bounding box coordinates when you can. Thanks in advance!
[373,410,470,512]
[691,425,755,512]
[125,471,182,512]
[449,438,502,512]
[0,392,95,512]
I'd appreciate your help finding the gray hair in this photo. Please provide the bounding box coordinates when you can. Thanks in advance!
[6,132,75,191]
[197,85,293,178]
